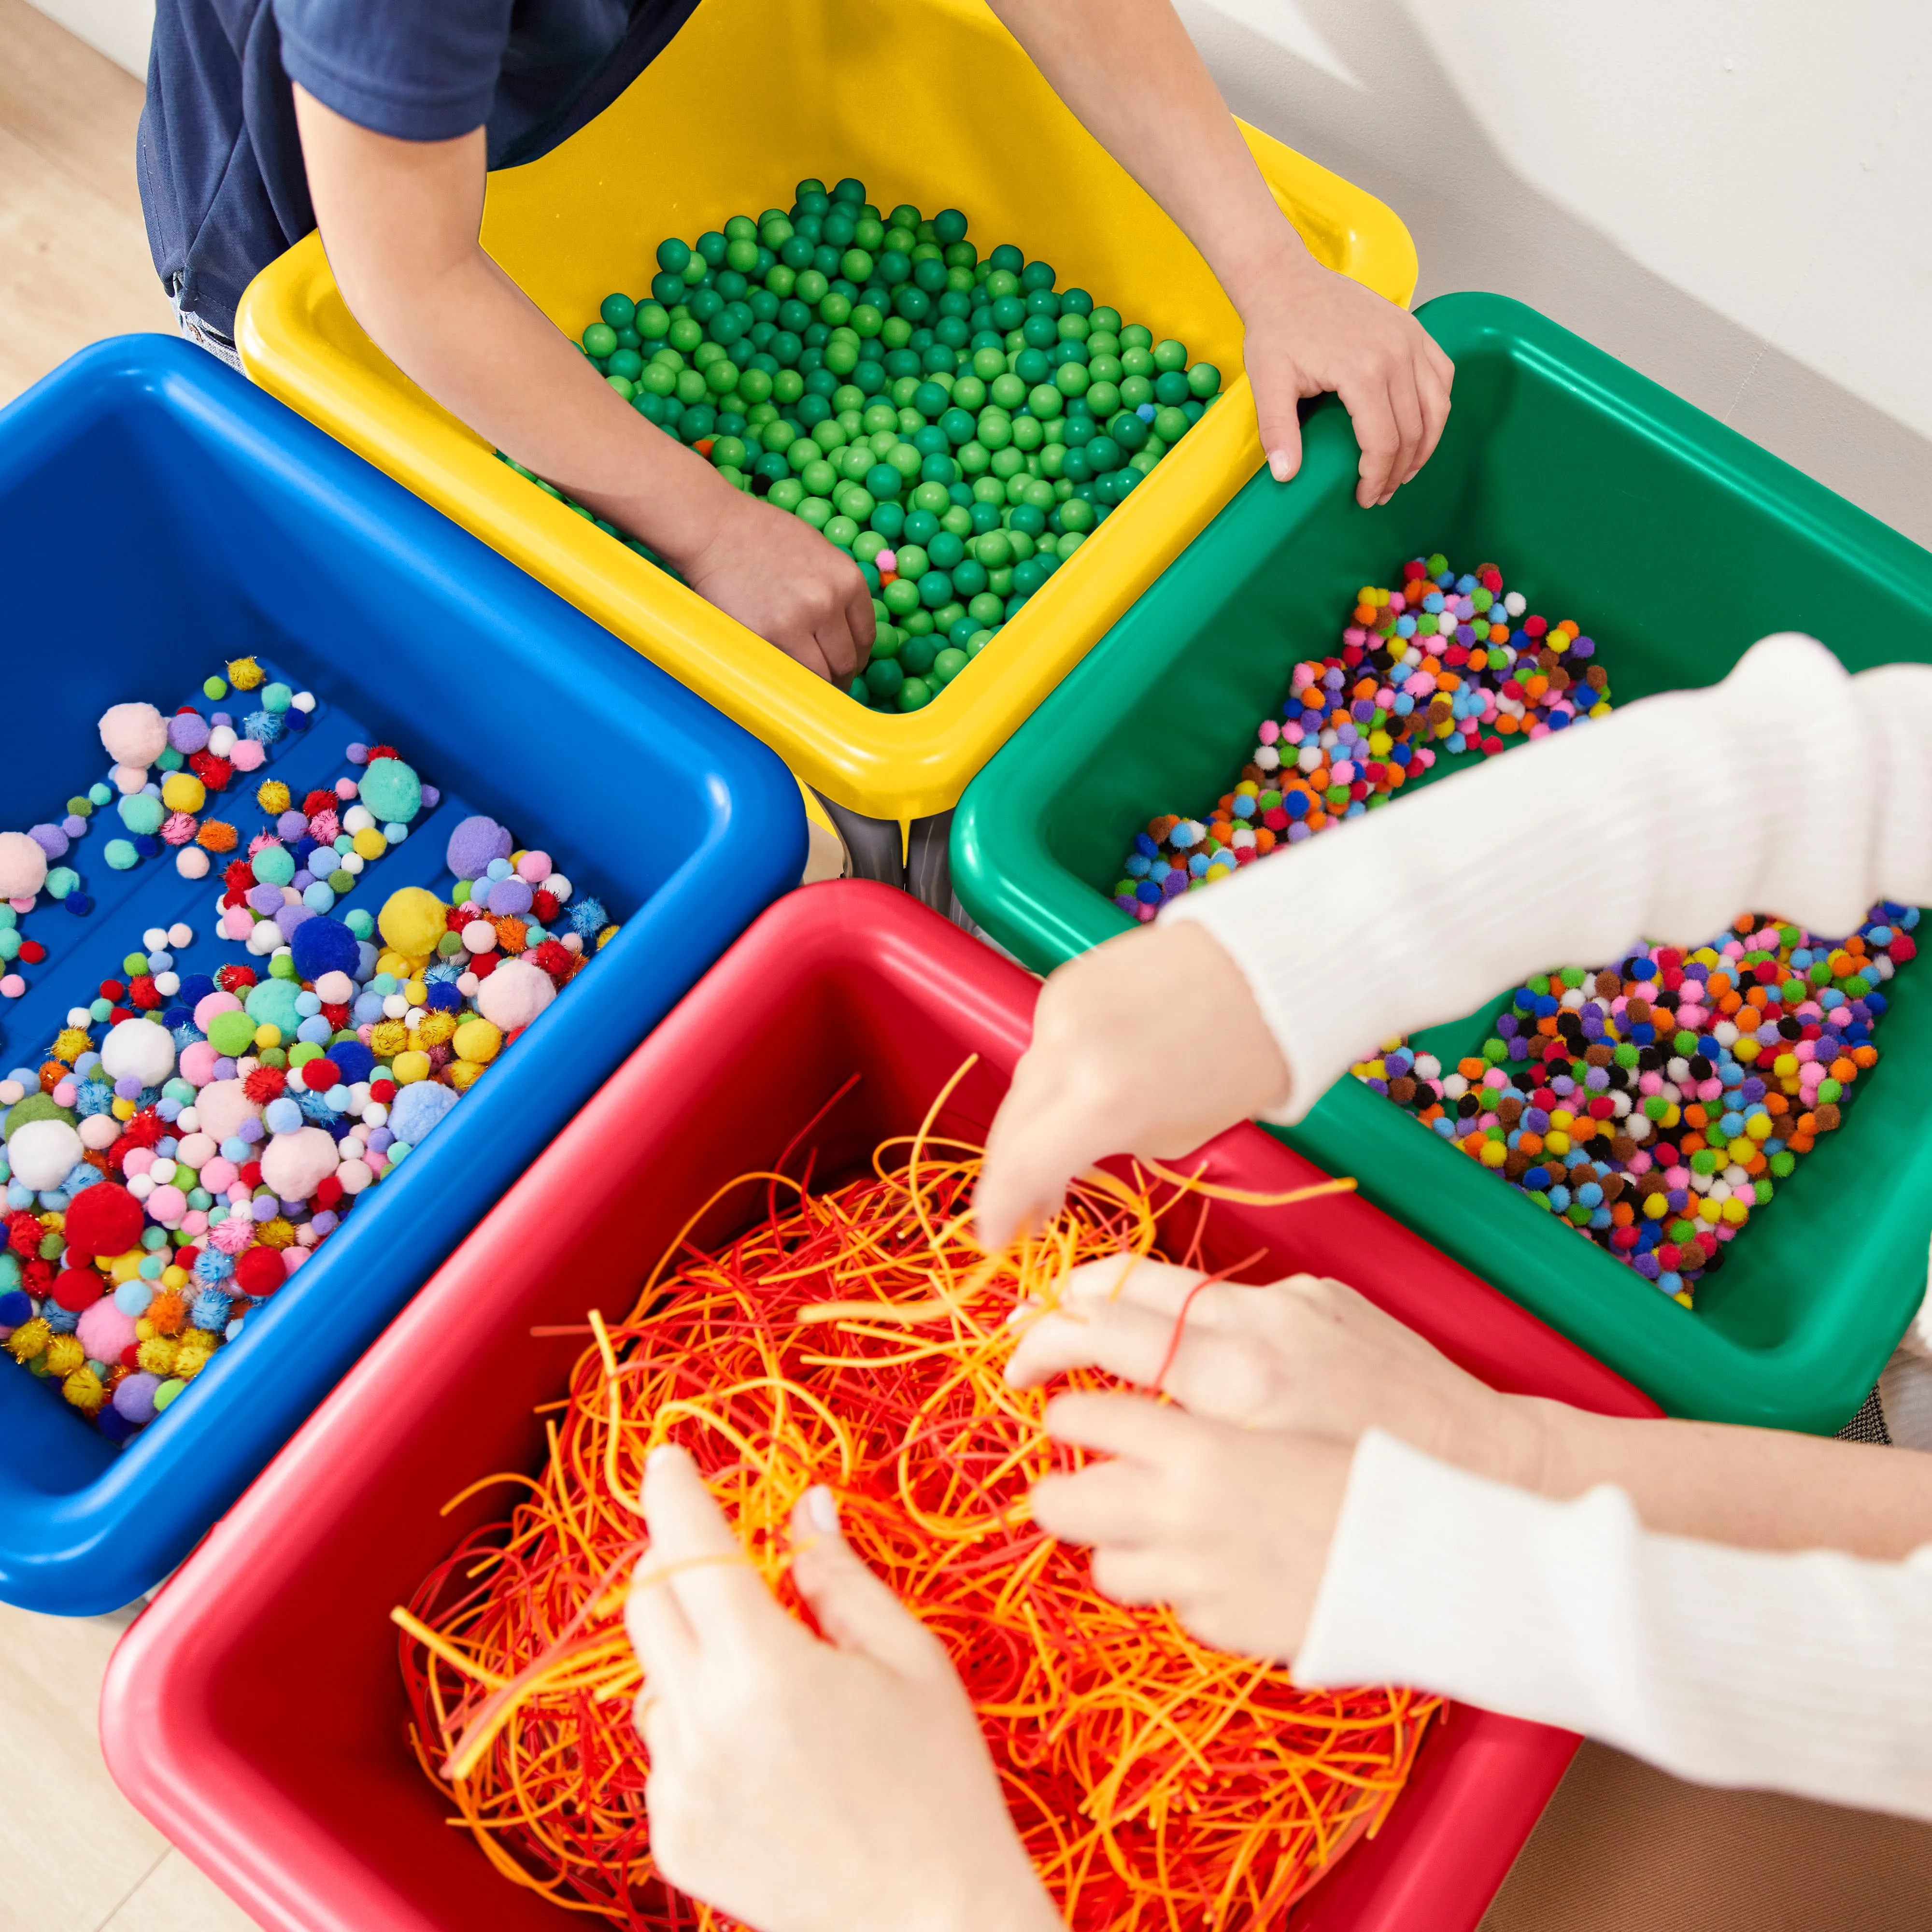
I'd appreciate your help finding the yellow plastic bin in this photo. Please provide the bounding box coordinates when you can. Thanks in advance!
[237,0,1415,894]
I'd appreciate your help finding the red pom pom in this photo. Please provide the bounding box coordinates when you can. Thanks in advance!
[300,1057,340,1092]
[98,979,126,1002]
[364,742,402,765]
[121,1343,142,1369]
[18,940,46,966]
[129,975,163,1010]
[50,1267,104,1313]
[302,790,336,817]
[63,1181,143,1259]
[233,1246,287,1297]
[528,940,573,980]
[121,1109,165,1151]
[21,1257,53,1296]
[369,1079,397,1104]
[1402,558,1427,580]
[313,1175,343,1210]
[532,889,560,925]
[1891,934,1917,964]
[217,964,257,993]
[244,1065,286,1103]
[223,860,254,895]
[445,905,472,933]
[238,1161,263,1190]
[320,1002,351,1029]
[1522,615,1548,638]
[108,1007,134,1028]
[190,749,235,791]
[471,952,498,980]
[6,1212,41,1259]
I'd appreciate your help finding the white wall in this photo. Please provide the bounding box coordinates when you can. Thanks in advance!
[1182,0,1932,547]
[25,0,150,79]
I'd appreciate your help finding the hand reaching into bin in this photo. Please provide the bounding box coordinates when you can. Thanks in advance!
[991,0,1453,507]
[288,90,874,685]
[625,1444,1061,1932]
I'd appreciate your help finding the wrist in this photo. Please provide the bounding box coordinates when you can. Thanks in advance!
[1216,226,1324,325]
[582,442,740,570]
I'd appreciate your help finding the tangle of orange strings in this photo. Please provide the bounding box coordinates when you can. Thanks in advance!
[394,1070,1438,1930]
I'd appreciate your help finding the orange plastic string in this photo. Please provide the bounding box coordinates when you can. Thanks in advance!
[395,1083,1435,1931]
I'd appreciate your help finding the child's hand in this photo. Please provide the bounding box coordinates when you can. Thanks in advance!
[975,922,1290,1254]
[670,491,877,686]
[1006,1256,1534,1480]
[1240,253,1454,510]
[625,1446,1060,1932]
[1031,1393,1351,1661]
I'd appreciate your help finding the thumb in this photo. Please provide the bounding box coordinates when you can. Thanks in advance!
[789,1487,948,1680]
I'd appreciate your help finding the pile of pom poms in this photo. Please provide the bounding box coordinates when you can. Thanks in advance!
[0,669,621,1442]
[1353,909,1917,1304]
[1112,554,1610,914]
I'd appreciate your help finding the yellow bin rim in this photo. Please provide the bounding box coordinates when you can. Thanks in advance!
[237,0,1416,829]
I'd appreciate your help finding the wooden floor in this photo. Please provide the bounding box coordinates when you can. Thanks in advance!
[0,0,174,410]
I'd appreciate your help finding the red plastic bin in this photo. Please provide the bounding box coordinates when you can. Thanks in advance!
[101,881,1657,1932]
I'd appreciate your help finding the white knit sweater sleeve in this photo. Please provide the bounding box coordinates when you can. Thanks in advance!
[1295,1429,1932,1822]
[1162,633,1932,1123]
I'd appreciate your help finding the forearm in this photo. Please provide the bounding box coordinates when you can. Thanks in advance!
[1298,1431,1932,1822]
[1506,1399,1932,1561]
[290,87,735,566]
[987,0,1313,313]
[343,244,731,556]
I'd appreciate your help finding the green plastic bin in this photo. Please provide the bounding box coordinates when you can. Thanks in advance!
[952,291,1932,1435]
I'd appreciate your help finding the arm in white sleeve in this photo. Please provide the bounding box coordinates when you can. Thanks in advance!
[1297,1429,1932,1823]
[1163,633,1932,1122]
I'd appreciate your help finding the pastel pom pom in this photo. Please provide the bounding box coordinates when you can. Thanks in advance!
[0,830,49,900]
[192,1079,261,1145]
[474,956,556,1033]
[261,1125,339,1200]
[77,1297,138,1365]
[358,757,423,825]
[378,886,447,959]
[6,1117,83,1190]
[100,1017,178,1089]
[113,1371,162,1424]
[446,815,512,880]
[387,1080,460,1146]
[99,700,169,768]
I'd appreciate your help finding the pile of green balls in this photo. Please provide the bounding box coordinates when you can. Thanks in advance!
[508,175,1222,712]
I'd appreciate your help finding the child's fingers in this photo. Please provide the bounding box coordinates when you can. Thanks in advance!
[1029,1458,1162,1549]
[976,1068,1107,1256]
[1338,378,1402,507]
[640,1445,799,1654]
[788,1488,950,1681]
[1042,1388,1197,1461]
[845,582,877,663]
[625,1536,699,1686]
[1385,373,1426,498]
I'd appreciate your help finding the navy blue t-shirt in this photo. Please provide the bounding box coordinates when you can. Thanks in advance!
[138,0,700,339]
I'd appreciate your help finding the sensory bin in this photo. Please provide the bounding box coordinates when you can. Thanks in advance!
[102,883,1657,1932]
[0,659,617,1445]
[1115,553,1916,1308]
[504,176,1225,716]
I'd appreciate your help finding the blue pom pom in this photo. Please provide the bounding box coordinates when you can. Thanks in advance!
[296,1087,341,1125]
[566,897,608,937]
[328,1039,375,1086]
[289,915,360,984]
[243,710,284,745]
[387,1080,460,1146]
[426,981,464,1012]
[0,1288,32,1328]
[193,1248,235,1287]
[97,1406,140,1444]
[179,974,216,1007]
[75,1079,114,1118]
[64,894,94,916]
[191,1289,233,1331]
[263,1096,303,1136]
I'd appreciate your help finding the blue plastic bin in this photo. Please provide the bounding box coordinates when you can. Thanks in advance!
[0,338,805,1615]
